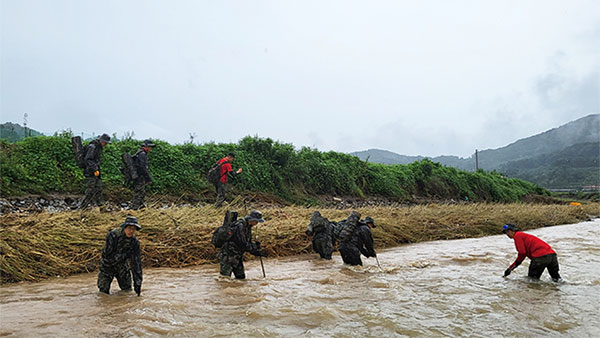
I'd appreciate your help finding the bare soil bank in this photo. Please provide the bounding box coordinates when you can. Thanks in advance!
[1,202,598,284]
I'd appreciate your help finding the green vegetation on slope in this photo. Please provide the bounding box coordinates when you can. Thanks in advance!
[0,135,547,202]
[499,142,599,189]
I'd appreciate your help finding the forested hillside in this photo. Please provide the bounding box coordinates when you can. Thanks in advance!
[351,114,600,189]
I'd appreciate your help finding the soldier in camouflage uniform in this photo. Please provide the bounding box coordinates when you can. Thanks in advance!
[218,210,266,279]
[338,216,376,266]
[130,140,155,210]
[306,211,335,259]
[80,133,110,208]
[97,216,143,296]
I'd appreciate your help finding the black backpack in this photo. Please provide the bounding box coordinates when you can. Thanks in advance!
[332,211,361,242]
[120,151,139,183]
[211,210,238,248]
[71,136,88,168]
[306,211,330,235]
[207,159,227,184]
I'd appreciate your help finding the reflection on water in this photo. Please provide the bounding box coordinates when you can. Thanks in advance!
[1,220,599,337]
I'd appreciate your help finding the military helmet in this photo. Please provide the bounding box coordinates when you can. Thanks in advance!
[364,216,375,228]
[121,216,142,230]
[98,133,111,143]
[246,210,265,223]
[141,139,156,147]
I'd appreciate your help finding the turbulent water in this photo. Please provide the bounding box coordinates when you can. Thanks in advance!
[1,219,599,337]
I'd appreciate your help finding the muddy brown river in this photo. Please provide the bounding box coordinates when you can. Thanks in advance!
[1,219,599,337]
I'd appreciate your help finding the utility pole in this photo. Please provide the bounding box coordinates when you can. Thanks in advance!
[475,149,479,171]
[23,113,28,138]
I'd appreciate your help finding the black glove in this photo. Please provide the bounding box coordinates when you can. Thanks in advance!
[255,241,261,248]
[371,252,377,258]
[258,251,268,257]
[504,268,512,277]
[134,284,141,296]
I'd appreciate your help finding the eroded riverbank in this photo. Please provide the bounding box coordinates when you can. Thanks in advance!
[1,202,597,284]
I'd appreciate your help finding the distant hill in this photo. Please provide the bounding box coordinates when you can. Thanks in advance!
[498,142,599,189]
[475,114,599,170]
[351,114,600,189]
[351,149,425,165]
[0,123,44,142]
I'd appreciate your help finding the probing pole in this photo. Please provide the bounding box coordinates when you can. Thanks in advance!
[256,234,266,278]
[259,255,266,278]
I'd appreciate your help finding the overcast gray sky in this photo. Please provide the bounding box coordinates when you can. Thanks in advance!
[1,0,598,157]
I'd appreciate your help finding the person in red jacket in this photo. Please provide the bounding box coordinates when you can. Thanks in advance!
[502,224,561,282]
[215,152,242,207]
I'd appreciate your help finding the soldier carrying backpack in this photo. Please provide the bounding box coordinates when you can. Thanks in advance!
[127,140,155,210]
[337,212,377,266]
[216,210,267,279]
[208,152,242,207]
[306,211,336,260]
[74,133,110,209]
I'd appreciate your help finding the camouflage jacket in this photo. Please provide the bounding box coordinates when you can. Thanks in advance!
[348,223,375,257]
[100,227,143,287]
[221,218,261,257]
[84,140,103,176]
[134,148,152,183]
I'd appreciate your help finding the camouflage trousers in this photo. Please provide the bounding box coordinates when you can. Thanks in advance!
[312,234,333,259]
[81,176,102,208]
[130,179,146,210]
[218,251,245,279]
[97,263,132,294]
[339,242,363,266]
[215,181,227,207]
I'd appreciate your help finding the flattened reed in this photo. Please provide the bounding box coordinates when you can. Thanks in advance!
[1,202,597,283]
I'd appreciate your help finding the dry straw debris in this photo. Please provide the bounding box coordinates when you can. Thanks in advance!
[1,202,597,284]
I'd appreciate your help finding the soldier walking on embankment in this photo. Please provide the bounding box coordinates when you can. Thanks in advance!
[80,133,110,208]
[130,139,155,210]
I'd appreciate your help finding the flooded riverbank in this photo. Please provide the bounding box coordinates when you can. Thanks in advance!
[2,203,597,283]
[1,219,599,337]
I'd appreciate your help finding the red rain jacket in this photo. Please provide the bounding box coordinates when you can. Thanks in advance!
[509,231,556,269]
[218,158,233,183]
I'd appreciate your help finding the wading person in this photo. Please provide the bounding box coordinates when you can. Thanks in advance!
[339,216,377,266]
[214,152,242,207]
[97,216,143,295]
[306,211,335,259]
[80,133,110,208]
[357,216,377,259]
[502,224,561,282]
[218,210,266,279]
[130,140,155,210]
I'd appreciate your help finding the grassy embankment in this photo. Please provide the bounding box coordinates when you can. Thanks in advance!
[1,135,547,204]
[1,202,597,284]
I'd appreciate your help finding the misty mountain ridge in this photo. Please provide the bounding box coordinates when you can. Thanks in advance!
[351,114,600,189]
